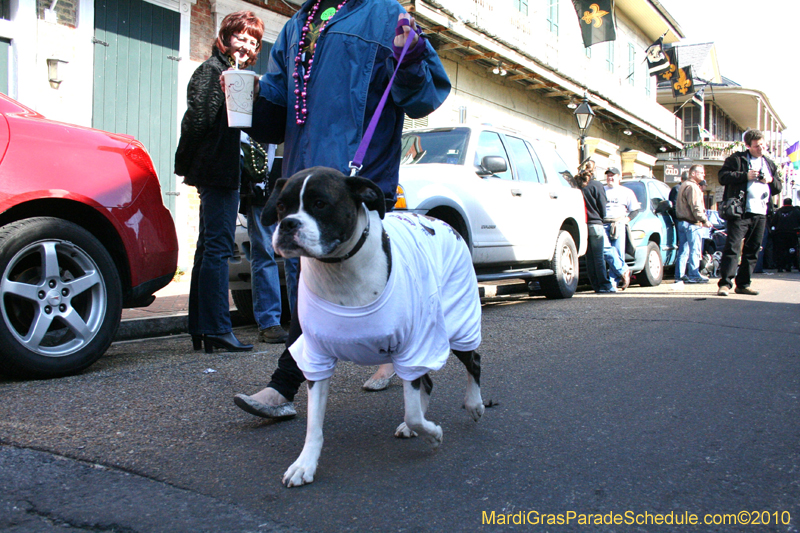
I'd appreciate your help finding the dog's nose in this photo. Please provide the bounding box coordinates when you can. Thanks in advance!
[280,218,301,232]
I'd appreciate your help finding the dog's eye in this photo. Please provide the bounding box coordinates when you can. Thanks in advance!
[314,200,327,210]
[276,202,286,213]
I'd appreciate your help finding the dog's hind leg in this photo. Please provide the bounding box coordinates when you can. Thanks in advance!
[395,375,442,447]
[454,349,485,422]
[283,378,330,488]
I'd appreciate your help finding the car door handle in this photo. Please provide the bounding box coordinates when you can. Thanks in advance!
[549,191,559,199]
[511,189,523,197]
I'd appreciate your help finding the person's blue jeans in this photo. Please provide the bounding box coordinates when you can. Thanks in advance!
[675,220,704,280]
[603,222,627,284]
[188,186,239,335]
[586,224,614,292]
[245,205,283,329]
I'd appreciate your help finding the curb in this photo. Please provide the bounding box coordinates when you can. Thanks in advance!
[115,312,254,342]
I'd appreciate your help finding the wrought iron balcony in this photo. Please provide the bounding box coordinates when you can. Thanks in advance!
[658,140,745,163]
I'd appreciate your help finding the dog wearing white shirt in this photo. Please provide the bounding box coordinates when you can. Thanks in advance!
[263,166,485,488]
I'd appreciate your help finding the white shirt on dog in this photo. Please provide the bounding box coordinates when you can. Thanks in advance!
[290,213,482,382]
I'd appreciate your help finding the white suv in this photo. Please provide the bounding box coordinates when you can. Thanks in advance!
[396,125,587,298]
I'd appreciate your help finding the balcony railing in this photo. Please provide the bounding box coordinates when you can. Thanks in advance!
[658,141,745,163]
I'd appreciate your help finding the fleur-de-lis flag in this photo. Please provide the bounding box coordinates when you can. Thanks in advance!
[672,65,696,98]
[572,0,617,48]
[657,48,678,83]
[645,34,670,76]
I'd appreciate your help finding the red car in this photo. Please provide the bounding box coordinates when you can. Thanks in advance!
[0,94,179,378]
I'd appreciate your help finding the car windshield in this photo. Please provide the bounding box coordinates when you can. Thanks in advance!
[400,128,470,165]
[622,181,647,210]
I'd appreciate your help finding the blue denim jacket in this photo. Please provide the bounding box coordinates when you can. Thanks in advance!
[249,0,451,202]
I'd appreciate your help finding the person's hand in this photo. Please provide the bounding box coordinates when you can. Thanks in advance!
[703,221,713,228]
[218,69,260,98]
[747,169,760,181]
[394,12,419,49]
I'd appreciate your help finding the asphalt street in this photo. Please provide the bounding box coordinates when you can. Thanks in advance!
[1,274,799,532]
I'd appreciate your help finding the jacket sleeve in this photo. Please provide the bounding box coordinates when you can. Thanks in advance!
[767,158,783,195]
[718,153,748,186]
[248,27,290,144]
[390,38,451,120]
[175,61,226,176]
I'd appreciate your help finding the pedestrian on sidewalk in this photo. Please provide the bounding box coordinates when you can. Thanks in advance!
[771,198,800,272]
[672,165,712,290]
[716,129,782,296]
[603,168,639,291]
[576,161,615,293]
[174,11,265,353]
[232,0,450,420]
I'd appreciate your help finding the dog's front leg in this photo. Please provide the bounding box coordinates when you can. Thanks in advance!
[283,378,330,488]
[398,377,442,448]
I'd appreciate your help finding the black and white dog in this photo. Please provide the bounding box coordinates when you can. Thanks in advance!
[263,167,485,488]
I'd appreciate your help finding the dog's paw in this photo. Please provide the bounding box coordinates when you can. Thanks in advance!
[464,400,485,422]
[423,425,443,449]
[282,460,317,488]
[394,422,418,439]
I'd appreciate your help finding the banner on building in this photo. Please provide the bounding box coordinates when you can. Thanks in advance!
[691,86,705,108]
[572,0,616,48]
[698,125,711,140]
[787,141,800,170]
[645,33,670,76]
[672,64,696,98]
[664,162,692,184]
[657,48,678,83]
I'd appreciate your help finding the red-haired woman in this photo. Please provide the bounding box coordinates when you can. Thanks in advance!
[175,11,263,353]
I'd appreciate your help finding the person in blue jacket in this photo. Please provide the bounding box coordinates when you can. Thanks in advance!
[234,0,451,420]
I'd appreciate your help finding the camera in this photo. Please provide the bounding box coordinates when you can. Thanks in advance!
[757,171,764,180]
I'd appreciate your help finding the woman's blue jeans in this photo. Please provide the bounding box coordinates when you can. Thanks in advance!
[188,186,239,335]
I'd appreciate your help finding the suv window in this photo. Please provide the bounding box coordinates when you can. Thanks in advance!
[400,128,469,165]
[506,136,544,183]
[622,181,647,210]
[531,142,575,187]
[474,131,512,180]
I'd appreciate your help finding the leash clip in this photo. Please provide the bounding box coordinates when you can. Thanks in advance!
[348,162,362,177]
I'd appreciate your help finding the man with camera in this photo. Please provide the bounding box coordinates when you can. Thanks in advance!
[716,130,782,296]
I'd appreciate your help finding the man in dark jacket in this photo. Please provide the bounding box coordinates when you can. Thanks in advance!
[771,198,800,272]
[716,130,782,296]
[577,163,614,293]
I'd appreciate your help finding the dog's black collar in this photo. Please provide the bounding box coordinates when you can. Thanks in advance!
[318,205,371,264]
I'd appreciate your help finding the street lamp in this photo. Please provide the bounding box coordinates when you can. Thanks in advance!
[573,94,595,163]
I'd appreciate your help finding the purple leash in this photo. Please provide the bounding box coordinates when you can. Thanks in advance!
[349,22,418,176]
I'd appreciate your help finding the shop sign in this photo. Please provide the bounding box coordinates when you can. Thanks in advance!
[664,162,692,183]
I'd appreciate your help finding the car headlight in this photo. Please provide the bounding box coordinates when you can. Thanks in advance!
[631,230,646,242]
[395,185,407,209]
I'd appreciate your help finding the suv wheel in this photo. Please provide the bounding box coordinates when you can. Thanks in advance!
[0,218,122,378]
[638,241,663,286]
[541,230,578,299]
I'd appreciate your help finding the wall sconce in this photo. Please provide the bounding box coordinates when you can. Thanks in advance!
[659,146,667,152]
[623,129,632,136]
[492,61,507,76]
[47,58,68,88]
[567,96,578,109]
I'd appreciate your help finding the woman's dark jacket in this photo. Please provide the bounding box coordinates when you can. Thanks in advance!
[174,47,241,189]
[581,179,607,226]
[718,149,782,208]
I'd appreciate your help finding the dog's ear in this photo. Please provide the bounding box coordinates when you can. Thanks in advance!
[345,176,386,219]
[262,178,289,226]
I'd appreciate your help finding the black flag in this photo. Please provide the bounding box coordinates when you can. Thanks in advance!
[657,48,678,84]
[671,65,696,98]
[691,86,705,108]
[645,35,670,76]
[572,0,616,48]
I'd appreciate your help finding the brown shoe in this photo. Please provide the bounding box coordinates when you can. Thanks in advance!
[258,325,289,344]
[734,286,760,296]
[717,286,729,296]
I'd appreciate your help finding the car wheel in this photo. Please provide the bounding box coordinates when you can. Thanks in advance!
[0,218,122,378]
[231,289,256,323]
[638,241,663,287]
[541,230,578,299]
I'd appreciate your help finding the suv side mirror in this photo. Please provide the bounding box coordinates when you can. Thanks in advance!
[477,155,507,177]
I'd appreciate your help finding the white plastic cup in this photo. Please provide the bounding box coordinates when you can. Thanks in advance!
[221,70,260,128]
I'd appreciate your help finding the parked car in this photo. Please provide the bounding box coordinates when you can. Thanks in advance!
[621,177,677,286]
[395,125,587,299]
[0,94,179,378]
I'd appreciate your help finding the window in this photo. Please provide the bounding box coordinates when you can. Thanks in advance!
[514,0,529,15]
[0,0,9,20]
[627,44,635,86]
[606,41,614,73]
[475,132,513,180]
[682,106,699,143]
[645,68,651,97]
[506,136,544,183]
[585,46,592,59]
[547,0,559,36]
